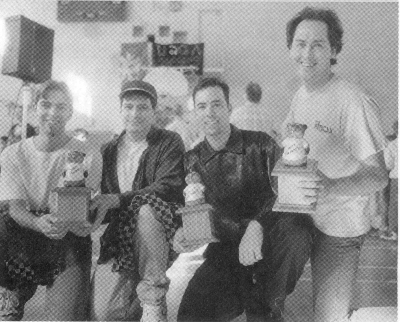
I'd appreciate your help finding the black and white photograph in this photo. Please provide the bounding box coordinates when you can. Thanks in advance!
[0,1,397,321]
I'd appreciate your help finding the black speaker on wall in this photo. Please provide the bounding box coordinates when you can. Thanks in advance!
[1,15,54,83]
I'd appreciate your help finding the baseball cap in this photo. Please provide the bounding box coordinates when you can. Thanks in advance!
[119,80,158,108]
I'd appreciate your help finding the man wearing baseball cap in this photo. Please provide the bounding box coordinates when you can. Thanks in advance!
[89,80,185,322]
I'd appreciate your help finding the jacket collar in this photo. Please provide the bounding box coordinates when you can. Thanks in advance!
[200,124,243,164]
[112,126,159,148]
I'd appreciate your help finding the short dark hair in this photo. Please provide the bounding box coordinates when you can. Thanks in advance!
[246,82,262,103]
[192,77,230,105]
[34,80,73,106]
[120,91,156,109]
[286,7,343,65]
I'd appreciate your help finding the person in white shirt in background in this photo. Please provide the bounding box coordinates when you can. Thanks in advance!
[165,96,203,151]
[283,7,388,322]
[144,67,203,151]
[230,82,269,133]
[381,136,398,240]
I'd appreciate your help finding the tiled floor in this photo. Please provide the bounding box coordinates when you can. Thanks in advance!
[22,230,397,321]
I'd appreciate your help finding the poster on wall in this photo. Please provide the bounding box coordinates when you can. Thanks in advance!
[152,43,204,75]
[120,42,149,82]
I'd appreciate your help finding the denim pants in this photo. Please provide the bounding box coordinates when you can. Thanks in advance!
[311,228,365,322]
[90,204,170,321]
[177,212,313,322]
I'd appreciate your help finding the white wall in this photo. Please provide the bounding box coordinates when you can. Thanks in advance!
[0,1,397,136]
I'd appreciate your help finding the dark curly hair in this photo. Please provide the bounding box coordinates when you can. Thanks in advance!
[286,7,343,65]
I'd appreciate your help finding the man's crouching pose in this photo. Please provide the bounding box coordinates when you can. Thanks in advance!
[174,77,315,322]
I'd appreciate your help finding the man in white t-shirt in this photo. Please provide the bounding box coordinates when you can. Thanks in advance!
[230,82,270,133]
[283,7,388,322]
[0,80,102,320]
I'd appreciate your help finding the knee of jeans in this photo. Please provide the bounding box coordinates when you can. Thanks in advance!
[136,205,158,227]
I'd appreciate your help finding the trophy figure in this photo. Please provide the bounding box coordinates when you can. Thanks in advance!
[50,151,93,234]
[272,123,319,213]
[177,172,219,246]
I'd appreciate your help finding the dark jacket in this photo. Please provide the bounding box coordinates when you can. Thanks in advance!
[185,125,280,242]
[101,126,186,213]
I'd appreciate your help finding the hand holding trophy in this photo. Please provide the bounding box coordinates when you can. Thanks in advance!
[174,171,218,253]
[272,123,320,213]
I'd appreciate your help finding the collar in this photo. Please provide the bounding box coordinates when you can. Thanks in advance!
[200,124,243,164]
[113,126,158,148]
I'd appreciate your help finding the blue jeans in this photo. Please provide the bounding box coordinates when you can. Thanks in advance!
[311,229,365,322]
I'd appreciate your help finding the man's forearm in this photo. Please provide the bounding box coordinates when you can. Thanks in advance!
[9,201,40,231]
[329,166,388,196]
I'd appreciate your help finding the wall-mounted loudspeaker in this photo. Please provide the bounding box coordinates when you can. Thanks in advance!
[1,15,54,83]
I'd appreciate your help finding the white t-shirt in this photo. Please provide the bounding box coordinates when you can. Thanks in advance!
[117,139,148,193]
[230,102,270,133]
[384,138,398,179]
[0,137,102,211]
[283,75,387,237]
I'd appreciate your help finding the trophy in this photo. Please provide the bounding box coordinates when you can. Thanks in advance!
[50,151,93,234]
[272,123,318,213]
[177,171,219,246]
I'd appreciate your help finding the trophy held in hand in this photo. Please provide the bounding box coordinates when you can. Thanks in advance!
[272,123,319,214]
[177,171,219,246]
[50,151,93,235]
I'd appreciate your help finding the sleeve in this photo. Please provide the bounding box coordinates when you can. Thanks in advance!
[0,146,27,201]
[342,93,387,161]
[253,134,280,226]
[118,134,186,209]
[384,140,396,171]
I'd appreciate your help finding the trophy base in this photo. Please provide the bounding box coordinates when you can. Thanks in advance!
[272,158,319,214]
[272,200,317,214]
[51,187,92,233]
[177,203,219,245]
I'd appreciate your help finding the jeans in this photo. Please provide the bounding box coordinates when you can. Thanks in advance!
[90,204,170,321]
[311,228,365,322]
[177,212,313,321]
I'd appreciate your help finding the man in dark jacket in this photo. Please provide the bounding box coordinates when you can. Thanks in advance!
[174,77,314,322]
[88,80,185,322]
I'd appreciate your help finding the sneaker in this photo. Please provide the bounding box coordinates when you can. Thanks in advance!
[0,287,20,317]
[140,302,168,322]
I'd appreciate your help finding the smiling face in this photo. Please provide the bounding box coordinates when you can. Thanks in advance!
[120,92,155,136]
[36,89,73,137]
[194,86,231,138]
[290,20,336,86]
